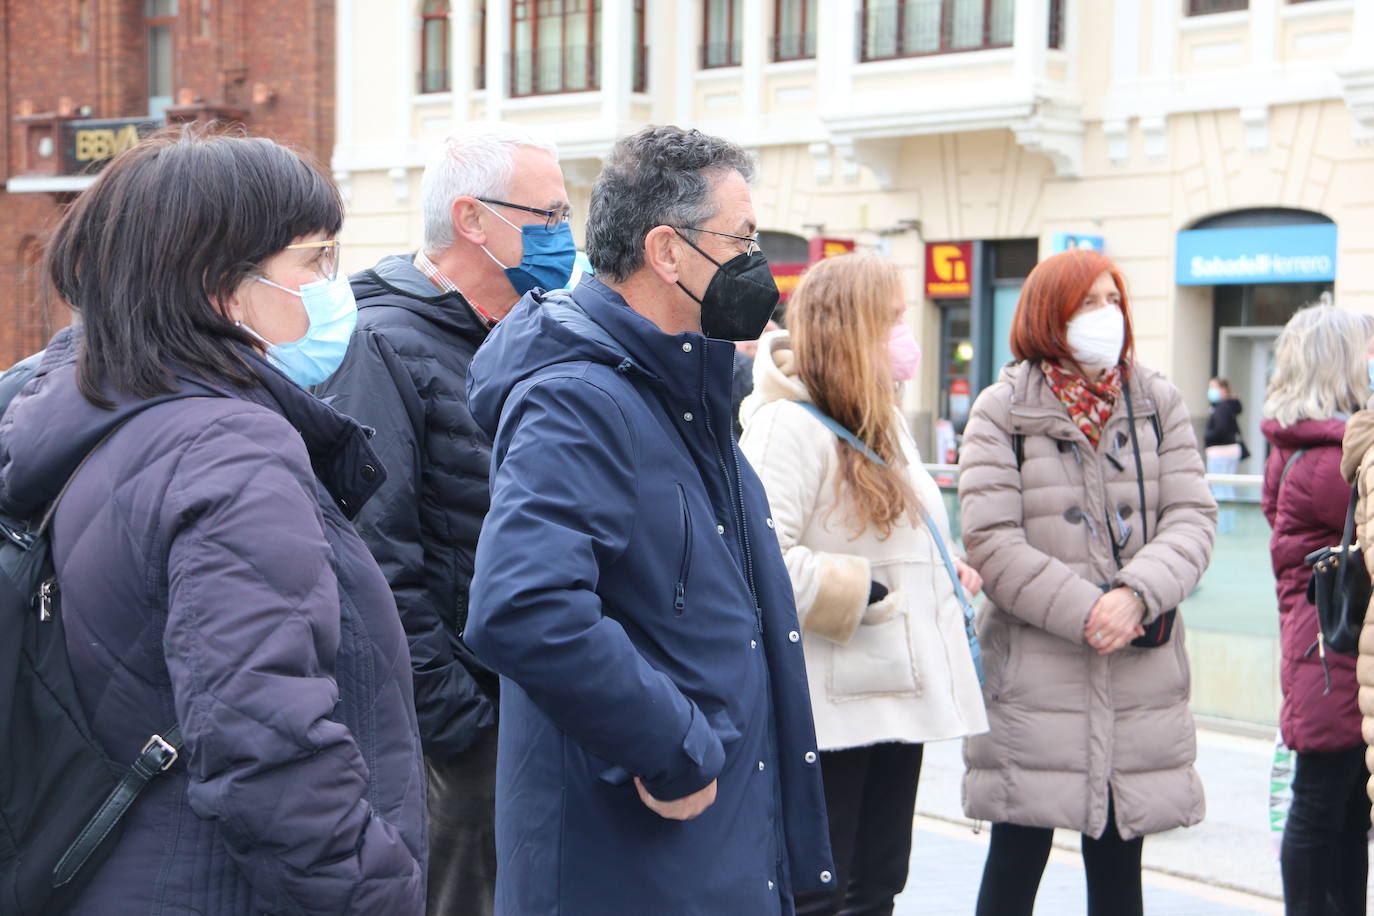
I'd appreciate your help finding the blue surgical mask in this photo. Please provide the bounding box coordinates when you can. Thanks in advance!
[479,203,577,296]
[240,274,358,386]
[1206,387,1220,404]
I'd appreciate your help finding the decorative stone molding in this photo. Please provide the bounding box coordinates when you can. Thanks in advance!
[1103,119,1131,165]
[388,166,409,204]
[1011,102,1086,178]
[1239,106,1269,153]
[1336,64,1374,144]
[832,137,901,189]
[1140,115,1168,161]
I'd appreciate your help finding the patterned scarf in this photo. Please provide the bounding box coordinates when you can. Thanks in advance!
[1042,361,1123,448]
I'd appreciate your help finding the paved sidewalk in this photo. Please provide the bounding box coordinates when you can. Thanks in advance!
[893,726,1300,913]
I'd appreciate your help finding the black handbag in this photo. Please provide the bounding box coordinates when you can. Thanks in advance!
[1304,486,1371,656]
[1121,381,1176,648]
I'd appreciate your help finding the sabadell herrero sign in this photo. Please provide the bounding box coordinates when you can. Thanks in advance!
[1175,224,1337,286]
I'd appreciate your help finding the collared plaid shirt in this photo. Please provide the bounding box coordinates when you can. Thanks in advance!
[414,249,497,328]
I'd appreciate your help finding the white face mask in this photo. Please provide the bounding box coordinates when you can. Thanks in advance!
[1065,306,1125,370]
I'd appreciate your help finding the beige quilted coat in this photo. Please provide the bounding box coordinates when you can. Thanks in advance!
[957,360,1216,840]
[1338,407,1374,804]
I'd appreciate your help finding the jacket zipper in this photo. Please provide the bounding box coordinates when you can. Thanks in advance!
[675,483,693,614]
[699,352,760,628]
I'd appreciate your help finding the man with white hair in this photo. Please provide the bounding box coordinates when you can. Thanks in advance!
[316,121,573,916]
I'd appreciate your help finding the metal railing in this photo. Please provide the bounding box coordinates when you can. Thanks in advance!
[1187,0,1247,14]
[701,39,742,68]
[773,31,817,61]
[508,45,600,97]
[858,0,1013,62]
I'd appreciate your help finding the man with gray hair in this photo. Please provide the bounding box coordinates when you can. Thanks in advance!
[464,125,833,913]
[316,121,573,916]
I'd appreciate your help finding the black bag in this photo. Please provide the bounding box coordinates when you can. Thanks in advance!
[1304,486,1371,657]
[0,416,182,914]
[1118,381,1177,648]
[1238,437,1252,463]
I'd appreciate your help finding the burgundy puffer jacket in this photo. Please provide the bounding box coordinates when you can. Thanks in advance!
[1262,417,1362,753]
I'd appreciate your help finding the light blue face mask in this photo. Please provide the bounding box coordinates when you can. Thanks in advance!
[479,203,577,296]
[240,274,358,386]
[1206,387,1220,404]
[1368,357,1374,392]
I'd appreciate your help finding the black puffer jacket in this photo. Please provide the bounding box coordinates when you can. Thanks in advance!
[315,254,497,759]
[1204,397,1243,447]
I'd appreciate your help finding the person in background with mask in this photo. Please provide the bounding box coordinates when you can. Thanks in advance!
[738,253,987,915]
[1261,305,1374,916]
[1204,377,1245,534]
[957,249,1216,916]
[463,125,834,915]
[314,121,572,916]
[0,128,425,914]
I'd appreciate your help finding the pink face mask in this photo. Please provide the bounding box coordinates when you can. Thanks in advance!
[888,323,922,382]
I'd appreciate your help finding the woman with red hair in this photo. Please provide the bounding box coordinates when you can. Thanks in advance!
[957,249,1217,915]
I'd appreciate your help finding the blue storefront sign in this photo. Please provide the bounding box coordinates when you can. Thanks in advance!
[1176,224,1337,285]
[1050,232,1104,254]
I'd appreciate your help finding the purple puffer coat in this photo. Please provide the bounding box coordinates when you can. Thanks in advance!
[1262,417,1362,753]
[0,327,427,915]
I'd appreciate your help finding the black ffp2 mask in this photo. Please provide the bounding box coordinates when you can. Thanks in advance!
[674,231,780,342]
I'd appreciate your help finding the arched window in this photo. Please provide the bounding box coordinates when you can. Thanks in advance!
[420,0,451,93]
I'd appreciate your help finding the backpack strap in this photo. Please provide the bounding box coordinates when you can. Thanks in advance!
[1279,448,1309,493]
[791,400,889,467]
[51,725,183,888]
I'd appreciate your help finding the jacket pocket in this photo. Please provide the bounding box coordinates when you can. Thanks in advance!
[674,483,693,615]
[827,610,921,700]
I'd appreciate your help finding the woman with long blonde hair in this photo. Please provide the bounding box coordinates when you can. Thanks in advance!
[739,252,987,915]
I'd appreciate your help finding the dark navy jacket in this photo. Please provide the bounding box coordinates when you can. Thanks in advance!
[315,255,498,760]
[0,328,426,915]
[465,277,833,916]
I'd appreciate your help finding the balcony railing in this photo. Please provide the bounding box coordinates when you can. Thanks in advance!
[701,40,742,69]
[418,68,451,94]
[509,44,599,97]
[1187,0,1248,14]
[859,0,1014,63]
[773,31,817,61]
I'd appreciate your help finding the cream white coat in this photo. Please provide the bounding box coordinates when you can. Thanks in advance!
[739,331,988,751]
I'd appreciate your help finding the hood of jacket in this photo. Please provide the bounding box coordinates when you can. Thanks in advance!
[738,329,808,426]
[1261,416,1346,452]
[351,254,489,343]
[0,325,380,519]
[469,275,742,440]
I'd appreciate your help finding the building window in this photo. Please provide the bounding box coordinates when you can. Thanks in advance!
[702,0,741,69]
[1048,0,1065,49]
[860,0,1014,62]
[632,0,647,92]
[74,0,93,52]
[198,0,213,39]
[1186,0,1247,13]
[773,0,816,61]
[146,0,177,118]
[420,0,451,93]
[511,0,600,97]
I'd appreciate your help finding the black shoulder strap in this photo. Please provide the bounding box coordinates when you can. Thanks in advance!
[51,726,183,888]
[1124,380,1150,545]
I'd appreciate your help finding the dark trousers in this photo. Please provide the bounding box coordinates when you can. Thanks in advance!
[794,742,924,916]
[974,795,1143,916]
[424,725,499,916]
[1280,746,1371,915]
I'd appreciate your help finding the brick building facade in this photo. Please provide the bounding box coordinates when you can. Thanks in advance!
[0,0,335,366]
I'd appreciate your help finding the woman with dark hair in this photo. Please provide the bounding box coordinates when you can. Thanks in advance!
[740,253,986,915]
[957,249,1216,916]
[0,128,426,914]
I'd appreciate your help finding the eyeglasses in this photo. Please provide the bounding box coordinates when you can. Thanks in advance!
[476,197,573,233]
[671,225,762,256]
[284,239,342,282]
